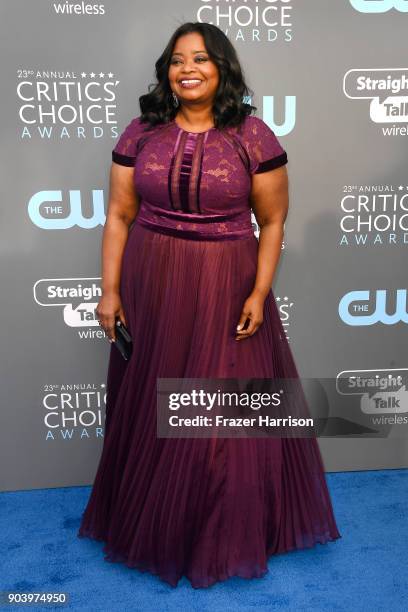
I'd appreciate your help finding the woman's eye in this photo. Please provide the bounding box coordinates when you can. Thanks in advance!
[170,57,208,65]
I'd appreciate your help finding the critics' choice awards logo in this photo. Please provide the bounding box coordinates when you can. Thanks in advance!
[337,370,408,433]
[17,69,121,140]
[350,0,408,12]
[33,278,105,338]
[196,0,293,41]
[338,289,408,326]
[275,295,294,341]
[343,68,408,133]
[42,382,107,441]
[339,184,408,246]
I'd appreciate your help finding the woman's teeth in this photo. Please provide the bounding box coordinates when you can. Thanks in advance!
[179,79,202,89]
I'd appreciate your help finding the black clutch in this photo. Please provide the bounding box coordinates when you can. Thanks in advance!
[112,318,133,361]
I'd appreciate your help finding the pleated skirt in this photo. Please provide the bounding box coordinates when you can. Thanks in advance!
[77,221,341,588]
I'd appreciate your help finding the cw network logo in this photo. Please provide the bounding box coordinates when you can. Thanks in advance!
[33,277,105,338]
[350,0,408,12]
[338,289,408,326]
[259,96,296,137]
[245,96,295,136]
[28,190,105,229]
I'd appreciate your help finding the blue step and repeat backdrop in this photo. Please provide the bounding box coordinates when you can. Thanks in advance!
[1,0,407,491]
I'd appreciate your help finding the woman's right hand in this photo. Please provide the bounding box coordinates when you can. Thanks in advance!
[96,292,127,342]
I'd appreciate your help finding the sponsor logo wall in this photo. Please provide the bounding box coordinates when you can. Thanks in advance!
[1,0,406,491]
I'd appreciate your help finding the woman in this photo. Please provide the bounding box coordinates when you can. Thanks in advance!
[78,22,341,588]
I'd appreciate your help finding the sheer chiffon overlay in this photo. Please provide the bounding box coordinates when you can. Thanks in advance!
[77,114,341,588]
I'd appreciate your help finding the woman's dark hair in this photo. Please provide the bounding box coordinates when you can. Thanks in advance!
[139,22,256,131]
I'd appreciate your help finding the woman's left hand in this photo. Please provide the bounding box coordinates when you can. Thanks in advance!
[235,290,266,340]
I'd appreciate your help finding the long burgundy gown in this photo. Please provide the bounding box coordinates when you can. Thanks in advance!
[77,113,341,588]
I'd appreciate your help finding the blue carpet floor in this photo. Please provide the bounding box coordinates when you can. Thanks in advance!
[0,469,407,611]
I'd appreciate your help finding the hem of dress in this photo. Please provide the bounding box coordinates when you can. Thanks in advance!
[77,527,342,590]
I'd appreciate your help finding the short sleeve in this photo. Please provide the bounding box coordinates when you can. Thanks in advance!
[112,115,145,167]
[244,116,288,175]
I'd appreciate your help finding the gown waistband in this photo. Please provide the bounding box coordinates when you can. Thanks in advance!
[134,201,255,241]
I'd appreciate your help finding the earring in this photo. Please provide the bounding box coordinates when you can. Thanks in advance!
[172,91,179,107]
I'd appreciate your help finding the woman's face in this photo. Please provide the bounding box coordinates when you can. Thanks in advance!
[168,32,219,106]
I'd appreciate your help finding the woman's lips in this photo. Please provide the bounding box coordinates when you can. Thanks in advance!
[178,79,203,89]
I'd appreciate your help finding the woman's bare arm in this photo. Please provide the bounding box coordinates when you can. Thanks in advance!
[235,165,289,340]
[96,162,140,340]
[250,165,289,296]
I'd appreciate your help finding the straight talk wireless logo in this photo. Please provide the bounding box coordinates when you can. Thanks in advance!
[33,277,106,339]
[52,2,106,15]
[337,369,408,435]
[343,69,408,135]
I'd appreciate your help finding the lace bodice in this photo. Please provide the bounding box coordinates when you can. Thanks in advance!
[111,114,288,240]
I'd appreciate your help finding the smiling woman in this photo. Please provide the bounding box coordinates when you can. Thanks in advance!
[77,21,341,589]
[168,38,220,132]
